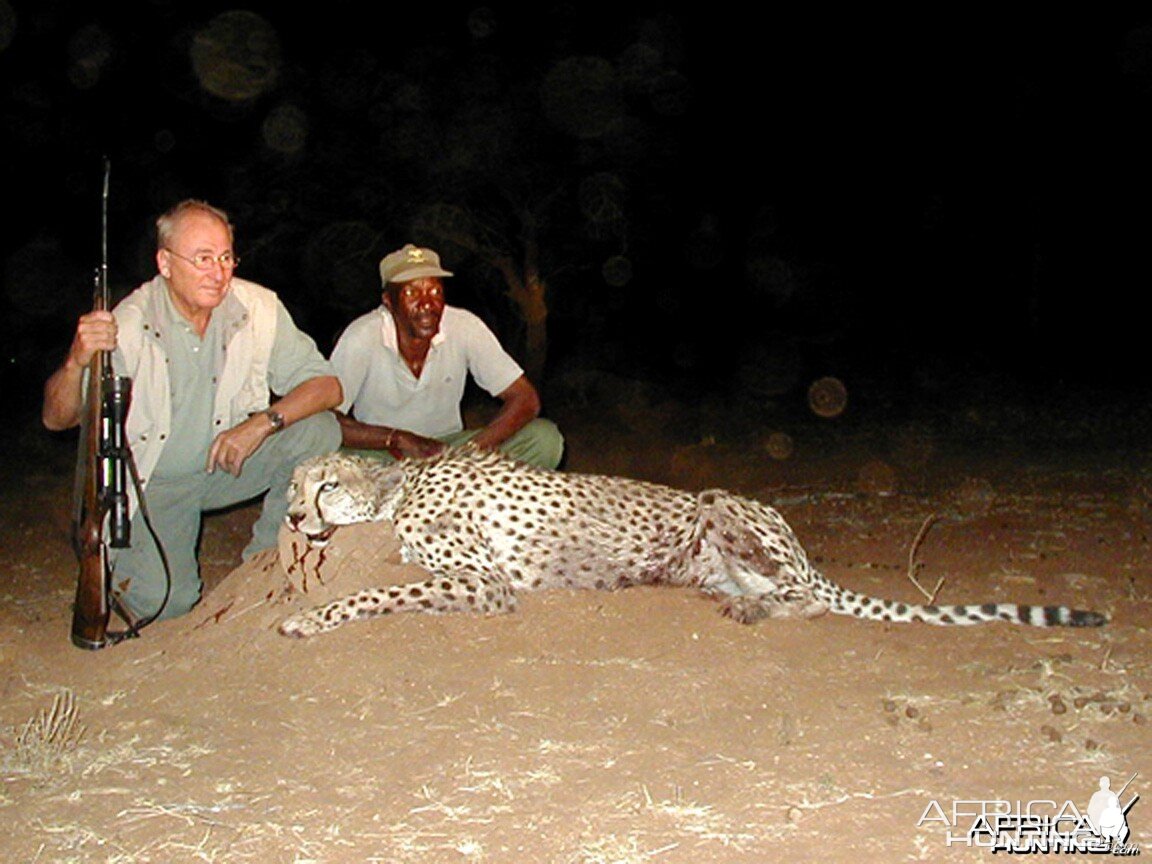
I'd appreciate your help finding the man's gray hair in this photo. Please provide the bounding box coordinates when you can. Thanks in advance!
[155,200,234,250]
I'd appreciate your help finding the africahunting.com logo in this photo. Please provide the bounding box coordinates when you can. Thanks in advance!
[918,772,1141,854]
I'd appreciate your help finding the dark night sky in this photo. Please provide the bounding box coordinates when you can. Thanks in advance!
[3,3,1152,433]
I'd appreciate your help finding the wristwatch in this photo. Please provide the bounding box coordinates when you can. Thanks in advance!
[263,408,285,433]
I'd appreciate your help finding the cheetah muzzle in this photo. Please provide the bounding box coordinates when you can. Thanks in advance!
[278,446,1109,638]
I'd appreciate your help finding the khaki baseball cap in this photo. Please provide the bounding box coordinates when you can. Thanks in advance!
[378,243,454,285]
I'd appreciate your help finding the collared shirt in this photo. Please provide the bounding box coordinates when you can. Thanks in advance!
[149,285,226,476]
[331,305,523,438]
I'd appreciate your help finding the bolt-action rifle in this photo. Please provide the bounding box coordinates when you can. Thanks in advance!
[70,159,134,650]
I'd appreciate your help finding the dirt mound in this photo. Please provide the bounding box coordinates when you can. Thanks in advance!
[174,523,427,645]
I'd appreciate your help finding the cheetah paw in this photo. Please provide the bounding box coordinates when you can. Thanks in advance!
[718,592,829,623]
[718,596,771,624]
[278,613,323,638]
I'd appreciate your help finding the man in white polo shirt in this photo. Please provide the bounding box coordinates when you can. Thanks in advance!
[330,243,563,468]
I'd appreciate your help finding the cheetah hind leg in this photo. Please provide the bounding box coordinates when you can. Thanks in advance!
[278,572,518,638]
[718,585,829,624]
[690,491,829,624]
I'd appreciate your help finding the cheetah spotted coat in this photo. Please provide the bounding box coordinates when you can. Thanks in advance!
[278,446,1107,637]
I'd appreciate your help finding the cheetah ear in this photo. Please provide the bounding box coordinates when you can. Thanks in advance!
[367,461,407,498]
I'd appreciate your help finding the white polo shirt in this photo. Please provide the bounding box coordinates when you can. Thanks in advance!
[331,305,524,438]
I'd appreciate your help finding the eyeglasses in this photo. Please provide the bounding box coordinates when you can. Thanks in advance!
[164,248,240,271]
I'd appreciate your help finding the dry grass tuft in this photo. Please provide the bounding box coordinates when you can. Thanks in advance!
[6,690,86,777]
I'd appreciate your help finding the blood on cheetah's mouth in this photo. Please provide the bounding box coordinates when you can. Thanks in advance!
[304,526,337,547]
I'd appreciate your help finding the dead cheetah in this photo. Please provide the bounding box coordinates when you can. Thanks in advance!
[277,446,1108,637]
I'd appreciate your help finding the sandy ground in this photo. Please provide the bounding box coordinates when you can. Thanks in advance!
[1,394,1149,863]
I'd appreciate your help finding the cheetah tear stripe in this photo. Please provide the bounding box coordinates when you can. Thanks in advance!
[278,446,1108,637]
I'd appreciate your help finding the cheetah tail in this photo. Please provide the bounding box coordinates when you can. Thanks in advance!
[822,585,1108,628]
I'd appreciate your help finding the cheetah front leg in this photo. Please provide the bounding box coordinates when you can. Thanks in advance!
[278,572,518,638]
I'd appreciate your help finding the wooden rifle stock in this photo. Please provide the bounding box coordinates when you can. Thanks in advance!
[70,320,112,649]
[70,306,133,649]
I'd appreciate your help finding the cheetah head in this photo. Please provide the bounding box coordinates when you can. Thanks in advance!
[285,453,407,547]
